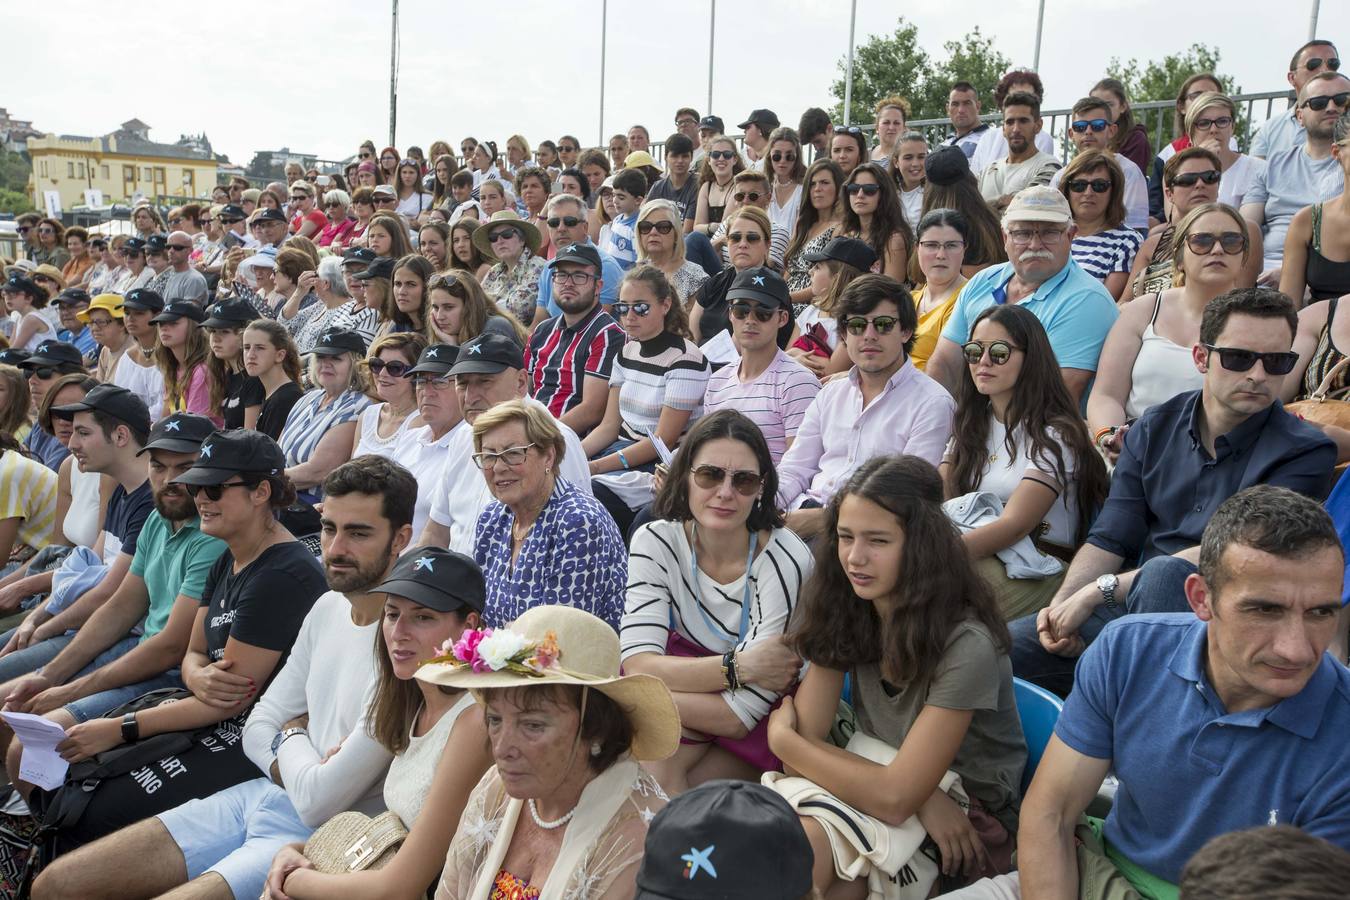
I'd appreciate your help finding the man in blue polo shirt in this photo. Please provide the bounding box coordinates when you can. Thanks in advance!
[926,186,1118,405]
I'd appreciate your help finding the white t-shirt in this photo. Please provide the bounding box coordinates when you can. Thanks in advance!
[394,421,462,541]
[112,350,166,421]
[768,183,802,236]
[970,128,1057,176]
[900,185,923,230]
[951,417,1078,547]
[1217,154,1267,210]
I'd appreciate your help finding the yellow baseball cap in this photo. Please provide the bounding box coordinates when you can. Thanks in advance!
[77,294,126,323]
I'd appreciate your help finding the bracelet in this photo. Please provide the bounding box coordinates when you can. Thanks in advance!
[1093,426,1118,450]
[617,450,630,470]
[721,651,740,691]
[730,650,741,691]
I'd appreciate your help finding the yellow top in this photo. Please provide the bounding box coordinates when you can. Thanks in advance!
[909,281,966,372]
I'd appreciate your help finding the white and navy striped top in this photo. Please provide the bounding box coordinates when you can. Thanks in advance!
[278,389,371,500]
[1070,227,1143,282]
[621,520,813,730]
[610,332,711,443]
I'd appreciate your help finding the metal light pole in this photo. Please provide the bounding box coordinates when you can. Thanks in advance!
[707,0,716,115]
[1309,0,1321,39]
[843,0,857,125]
[1033,0,1046,70]
[599,0,608,146]
[388,0,398,146]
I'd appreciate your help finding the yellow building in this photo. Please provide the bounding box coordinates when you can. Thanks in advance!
[27,119,217,212]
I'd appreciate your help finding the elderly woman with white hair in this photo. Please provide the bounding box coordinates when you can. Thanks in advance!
[316,189,357,249]
[635,199,709,303]
[282,256,380,352]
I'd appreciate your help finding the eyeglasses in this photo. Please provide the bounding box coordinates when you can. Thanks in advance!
[726,231,763,244]
[413,373,453,389]
[917,240,966,254]
[1007,227,1067,246]
[962,340,1021,365]
[612,302,652,317]
[1067,178,1111,194]
[1202,344,1299,375]
[845,183,881,196]
[729,302,776,323]
[833,126,863,135]
[33,275,57,285]
[1070,118,1110,133]
[87,316,116,328]
[675,118,698,127]
[367,358,412,377]
[1301,92,1350,112]
[1300,56,1341,72]
[637,220,675,235]
[381,155,397,163]
[472,443,536,469]
[166,244,193,251]
[708,150,737,161]
[1184,231,1247,255]
[844,315,900,336]
[691,464,764,496]
[325,202,343,209]
[770,151,797,163]
[17,227,29,234]
[1192,116,1233,131]
[732,191,763,203]
[37,228,55,236]
[1170,169,1222,187]
[550,270,594,285]
[187,480,257,501]
[375,197,397,205]
[488,229,519,243]
[546,216,583,228]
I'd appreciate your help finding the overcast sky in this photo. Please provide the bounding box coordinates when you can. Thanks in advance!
[9,0,1347,166]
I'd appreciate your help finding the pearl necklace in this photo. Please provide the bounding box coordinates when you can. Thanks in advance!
[528,799,576,830]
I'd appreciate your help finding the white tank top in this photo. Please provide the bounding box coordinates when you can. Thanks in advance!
[353,403,416,460]
[64,460,102,548]
[113,349,167,422]
[1125,293,1205,419]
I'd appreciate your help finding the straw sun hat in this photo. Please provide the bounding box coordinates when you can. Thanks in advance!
[471,210,542,262]
[417,605,679,761]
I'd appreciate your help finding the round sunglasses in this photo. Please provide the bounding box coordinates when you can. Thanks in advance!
[962,340,1022,365]
[691,464,763,496]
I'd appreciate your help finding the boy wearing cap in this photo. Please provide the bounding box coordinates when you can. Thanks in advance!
[53,289,96,363]
[18,340,88,471]
[739,109,780,170]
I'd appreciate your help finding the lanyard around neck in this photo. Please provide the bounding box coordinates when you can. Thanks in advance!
[686,523,759,641]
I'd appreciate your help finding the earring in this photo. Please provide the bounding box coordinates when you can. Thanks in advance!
[590,740,602,757]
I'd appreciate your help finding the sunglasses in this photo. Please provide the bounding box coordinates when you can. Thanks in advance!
[637,220,675,235]
[1202,344,1299,375]
[845,183,881,196]
[1171,169,1222,187]
[1192,116,1233,131]
[732,191,763,202]
[546,216,583,228]
[16,227,29,234]
[833,125,863,135]
[375,197,397,204]
[488,229,519,242]
[325,202,343,209]
[559,145,578,153]
[1070,118,1110,133]
[359,152,373,159]
[844,315,899,335]
[726,231,763,244]
[367,358,413,377]
[33,275,57,284]
[187,480,257,501]
[166,244,193,251]
[729,302,776,323]
[26,367,57,379]
[770,151,797,163]
[611,302,652,317]
[691,464,764,496]
[708,150,737,161]
[1067,178,1111,194]
[962,340,1021,365]
[1301,92,1350,112]
[1300,56,1341,72]
[1185,231,1247,255]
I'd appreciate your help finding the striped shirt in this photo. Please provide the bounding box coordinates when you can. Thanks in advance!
[284,299,380,353]
[0,450,58,552]
[704,349,821,464]
[610,332,710,443]
[278,389,371,495]
[1070,228,1144,282]
[604,211,639,270]
[621,520,813,730]
[527,304,625,418]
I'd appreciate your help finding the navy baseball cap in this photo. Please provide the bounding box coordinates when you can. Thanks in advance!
[122,288,165,313]
[52,383,151,438]
[448,332,525,376]
[725,267,791,310]
[376,546,486,614]
[138,412,218,455]
[173,429,287,486]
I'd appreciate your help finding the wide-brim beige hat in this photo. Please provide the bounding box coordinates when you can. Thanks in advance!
[471,210,542,262]
[417,605,680,761]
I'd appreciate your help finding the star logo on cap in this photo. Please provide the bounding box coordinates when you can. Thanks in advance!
[413,556,435,572]
[323,330,338,341]
[165,420,181,432]
[752,275,765,286]
[565,244,578,253]
[200,443,213,459]
[467,344,482,354]
[681,846,716,880]
[426,348,439,358]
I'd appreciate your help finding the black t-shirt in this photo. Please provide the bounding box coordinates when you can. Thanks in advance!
[201,540,326,668]
[104,480,154,559]
[256,381,305,440]
[220,370,265,430]
[646,175,700,222]
[693,267,794,351]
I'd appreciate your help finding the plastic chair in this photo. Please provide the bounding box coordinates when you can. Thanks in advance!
[1014,677,1064,793]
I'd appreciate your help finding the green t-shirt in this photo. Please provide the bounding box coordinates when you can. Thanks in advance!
[128,512,226,641]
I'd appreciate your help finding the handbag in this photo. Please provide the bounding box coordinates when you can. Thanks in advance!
[302,810,407,873]
[1288,355,1350,430]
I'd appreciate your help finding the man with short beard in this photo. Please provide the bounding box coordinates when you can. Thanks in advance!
[978,92,1062,212]
[1,413,225,784]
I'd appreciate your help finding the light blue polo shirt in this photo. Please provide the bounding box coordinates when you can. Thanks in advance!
[1056,613,1350,885]
[940,257,1118,371]
[536,239,625,317]
[128,512,227,640]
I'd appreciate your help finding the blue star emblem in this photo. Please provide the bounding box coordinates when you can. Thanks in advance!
[426,347,438,358]
[467,344,482,354]
[200,443,213,459]
[682,846,716,880]
[165,420,181,432]
[752,275,765,286]
[413,556,434,572]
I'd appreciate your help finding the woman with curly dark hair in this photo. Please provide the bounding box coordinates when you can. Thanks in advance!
[839,162,913,284]
[768,454,1024,896]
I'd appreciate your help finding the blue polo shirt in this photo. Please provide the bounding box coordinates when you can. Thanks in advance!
[940,257,1118,371]
[1057,614,1350,885]
[536,239,625,318]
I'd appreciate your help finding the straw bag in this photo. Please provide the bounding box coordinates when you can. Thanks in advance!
[1288,356,1350,431]
[302,810,407,873]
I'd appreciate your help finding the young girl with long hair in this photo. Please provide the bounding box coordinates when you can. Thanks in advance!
[449,219,492,281]
[840,162,913,285]
[769,455,1024,896]
[242,320,304,440]
[787,236,874,380]
[203,301,263,430]
[377,255,436,342]
[152,303,218,424]
[944,305,1109,619]
[783,160,846,306]
[426,271,526,347]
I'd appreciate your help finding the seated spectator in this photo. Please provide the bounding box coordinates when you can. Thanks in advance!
[271,244,322,324]
[1058,149,1143,300]
[279,329,372,506]
[943,306,1109,619]
[1179,826,1350,900]
[19,343,88,470]
[526,243,624,436]
[922,148,1009,274]
[583,267,710,534]
[333,186,374,252]
[623,410,812,794]
[770,456,1024,896]
[830,124,868,175]
[351,332,427,460]
[892,131,929,228]
[476,210,547,326]
[427,270,524,347]
[53,288,96,365]
[471,399,626,628]
[83,294,135,384]
[645,133,700,232]
[375,254,435,342]
[693,136,743,239]
[840,162,912,283]
[1048,97,1150,230]
[909,209,971,372]
[978,92,1062,215]
[1250,38,1341,159]
[1157,73,1226,165]
[287,180,326,240]
[477,178,511,217]
[763,127,805,234]
[1241,72,1349,277]
[1090,204,1249,456]
[59,227,94,289]
[86,236,123,295]
[261,546,493,900]
[241,320,305,440]
[1186,92,1266,209]
[350,255,395,341]
[30,219,69,270]
[394,345,463,538]
[962,488,1350,899]
[870,96,910,168]
[532,193,625,323]
[417,332,591,554]
[202,299,263,430]
[449,218,492,280]
[777,275,955,540]
[29,456,391,900]
[788,236,874,379]
[556,167,589,206]
[416,605,677,899]
[602,167,646,270]
[365,212,416,262]
[1,415,222,786]
[417,221,451,272]
[783,159,845,305]
[315,189,356,249]
[798,107,833,159]
[1091,77,1152,173]
[3,273,55,352]
[0,364,31,444]
[635,199,709,303]
[112,236,153,294]
[709,170,791,269]
[1013,289,1336,697]
[158,232,209,304]
[0,434,56,594]
[152,300,218,424]
[691,208,794,355]
[940,81,992,159]
[927,187,1119,405]
[394,158,435,224]
[1278,111,1350,304]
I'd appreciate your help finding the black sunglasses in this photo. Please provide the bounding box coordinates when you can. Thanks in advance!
[1184,231,1247,255]
[1300,56,1341,72]
[611,302,652,317]
[187,480,257,501]
[1068,178,1111,194]
[1171,169,1222,187]
[637,220,675,235]
[708,150,737,161]
[367,358,413,377]
[1301,92,1350,112]
[726,231,763,244]
[962,340,1021,365]
[732,191,763,203]
[844,315,899,335]
[729,302,775,323]
[26,366,57,379]
[691,464,764,496]
[1202,344,1299,375]
[845,183,881,196]
[770,151,797,163]
[546,216,583,228]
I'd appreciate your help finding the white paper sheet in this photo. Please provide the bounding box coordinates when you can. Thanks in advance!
[0,711,70,790]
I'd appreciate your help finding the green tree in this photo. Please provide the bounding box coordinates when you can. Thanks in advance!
[1106,44,1243,147]
[0,149,33,200]
[0,188,32,215]
[919,28,1011,122]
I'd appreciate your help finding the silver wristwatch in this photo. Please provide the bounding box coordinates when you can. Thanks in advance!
[1096,573,1120,610]
[271,726,307,757]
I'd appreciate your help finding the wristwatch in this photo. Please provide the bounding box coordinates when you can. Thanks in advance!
[1096,573,1120,610]
[121,711,140,743]
[271,726,307,757]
